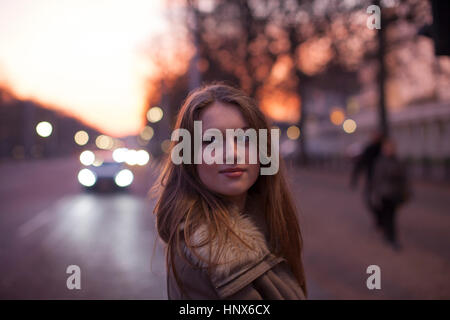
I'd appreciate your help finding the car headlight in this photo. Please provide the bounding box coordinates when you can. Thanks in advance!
[114,169,134,187]
[136,150,150,166]
[79,150,95,166]
[78,168,97,187]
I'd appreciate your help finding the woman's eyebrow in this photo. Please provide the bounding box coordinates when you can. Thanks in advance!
[225,126,251,134]
[202,126,251,133]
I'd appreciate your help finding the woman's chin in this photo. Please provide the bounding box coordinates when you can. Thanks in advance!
[217,187,249,197]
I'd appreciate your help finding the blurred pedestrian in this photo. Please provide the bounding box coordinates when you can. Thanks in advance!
[371,138,410,250]
[350,131,384,224]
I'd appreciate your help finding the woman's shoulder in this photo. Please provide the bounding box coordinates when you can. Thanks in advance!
[176,213,279,293]
[171,213,306,299]
[225,259,307,300]
[180,213,270,275]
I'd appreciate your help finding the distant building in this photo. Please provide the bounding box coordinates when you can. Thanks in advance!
[0,88,102,161]
[308,100,450,180]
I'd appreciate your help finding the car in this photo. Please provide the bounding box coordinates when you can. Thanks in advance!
[77,150,134,192]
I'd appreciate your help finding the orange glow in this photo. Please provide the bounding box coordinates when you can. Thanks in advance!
[330,107,345,125]
[297,37,334,76]
[0,0,169,137]
[270,55,294,83]
[287,125,301,140]
[259,88,301,123]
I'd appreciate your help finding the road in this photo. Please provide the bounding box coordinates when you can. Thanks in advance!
[0,155,165,299]
[0,156,449,299]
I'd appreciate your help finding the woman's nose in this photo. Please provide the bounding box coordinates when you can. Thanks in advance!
[224,138,240,164]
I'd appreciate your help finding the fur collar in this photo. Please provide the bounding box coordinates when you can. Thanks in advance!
[181,213,270,279]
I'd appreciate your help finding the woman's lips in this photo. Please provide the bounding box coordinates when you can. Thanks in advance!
[219,167,246,178]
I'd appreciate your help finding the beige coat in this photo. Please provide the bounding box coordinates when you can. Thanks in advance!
[166,206,306,300]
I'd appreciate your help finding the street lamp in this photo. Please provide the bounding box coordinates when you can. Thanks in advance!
[74,130,89,146]
[343,119,357,134]
[36,121,53,138]
[147,106,163,123]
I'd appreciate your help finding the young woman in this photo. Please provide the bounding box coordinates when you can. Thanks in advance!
[152,83,307,299]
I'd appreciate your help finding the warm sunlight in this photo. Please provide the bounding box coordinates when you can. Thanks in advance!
[0,0,168,137]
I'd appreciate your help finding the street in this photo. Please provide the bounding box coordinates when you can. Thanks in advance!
[289,163,450,299]
[0,156,449,299]
[0,156,166,299]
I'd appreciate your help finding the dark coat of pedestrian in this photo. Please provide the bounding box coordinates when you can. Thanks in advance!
[350,132,384,215]
[371,139,410,249]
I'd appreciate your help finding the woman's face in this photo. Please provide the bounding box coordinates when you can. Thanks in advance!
[195,101,260,199]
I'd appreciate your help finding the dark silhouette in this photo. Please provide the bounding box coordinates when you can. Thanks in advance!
[350,132,385,222]
[371,139,410,250]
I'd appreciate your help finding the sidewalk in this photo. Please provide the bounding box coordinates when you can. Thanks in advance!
[287,166,450,299]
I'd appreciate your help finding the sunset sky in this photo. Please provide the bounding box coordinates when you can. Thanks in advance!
[0,0,169,137]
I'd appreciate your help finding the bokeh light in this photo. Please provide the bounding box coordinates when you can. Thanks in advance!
[92,158,104,167]
[330,108,345,126]
[147,106,163,123]
[343,119,357,134]
[287,125,301,140]
[79,150,95,166]
[112,148,128,163]
[136,150,150,166]
[140,126,154,141]
[95,135,114,150]
[161,139,171,153]
[78,168,96,187]
[115,169,134,187]
[346,98,360,115]
[36,121,52,138]
[125,149,138,166]
[74,130,89,146]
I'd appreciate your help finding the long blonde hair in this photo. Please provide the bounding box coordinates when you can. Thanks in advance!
[151,82,306,297]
